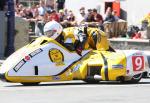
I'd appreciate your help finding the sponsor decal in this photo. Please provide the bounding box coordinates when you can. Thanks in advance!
[14,59,26,72]
[132,56,144,71]
[52,76,60,80]
[49,48,64,66]
[30,48,43,57]
[24,55,31,61]
[24,48,43,62]
[112,64,124,69]
[13,48,43,72]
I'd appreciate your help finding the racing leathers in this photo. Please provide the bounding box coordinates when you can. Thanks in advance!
[56,26,114,56]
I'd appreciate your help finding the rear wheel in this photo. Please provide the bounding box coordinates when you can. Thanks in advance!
[142,72,150,78]
[21,82,40,86]
[121,73,143,84]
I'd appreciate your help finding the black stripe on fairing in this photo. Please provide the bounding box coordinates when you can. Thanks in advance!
[54,51,90,76]
[100,53,109,81]
[34,66,38,75]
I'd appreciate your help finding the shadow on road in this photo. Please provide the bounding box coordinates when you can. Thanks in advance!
[4,80,150,87]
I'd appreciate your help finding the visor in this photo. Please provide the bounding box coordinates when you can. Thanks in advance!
[45,30,57,37]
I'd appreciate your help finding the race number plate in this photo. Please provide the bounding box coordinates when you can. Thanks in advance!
[132,56,144,71]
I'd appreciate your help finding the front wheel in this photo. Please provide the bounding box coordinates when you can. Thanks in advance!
[83,79,100,84]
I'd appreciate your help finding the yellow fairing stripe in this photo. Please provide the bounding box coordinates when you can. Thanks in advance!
[100,53,109,80]
[5,70,73,83]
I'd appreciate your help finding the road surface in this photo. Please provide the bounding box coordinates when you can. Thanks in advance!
[0,79,150,103]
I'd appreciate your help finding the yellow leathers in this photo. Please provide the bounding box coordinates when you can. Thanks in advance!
[62,27,110,51]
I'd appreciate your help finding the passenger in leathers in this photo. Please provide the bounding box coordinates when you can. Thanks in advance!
[61,26,115,55]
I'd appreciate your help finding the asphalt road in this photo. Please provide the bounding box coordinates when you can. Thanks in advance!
[0,79,150,103]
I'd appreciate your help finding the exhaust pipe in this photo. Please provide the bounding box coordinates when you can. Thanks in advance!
[94,75,102,80]
[86,75,102,81]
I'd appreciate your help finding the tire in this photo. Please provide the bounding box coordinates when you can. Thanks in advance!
[83,79,100,84]
[21,82,40,86]
[121,73,143,84]
[142,72,150,78]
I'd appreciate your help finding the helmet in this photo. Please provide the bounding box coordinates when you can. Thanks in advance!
[44,20,63,39]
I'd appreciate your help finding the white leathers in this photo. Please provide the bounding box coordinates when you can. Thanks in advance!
[44,20,63,39]
[73,27,86,43]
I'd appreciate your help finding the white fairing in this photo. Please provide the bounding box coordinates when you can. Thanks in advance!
[0,46,33,74]
[0,42,89,76]
[143,51,150,69]
[120,50,149,76]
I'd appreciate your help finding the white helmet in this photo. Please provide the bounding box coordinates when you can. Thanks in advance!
[44,20,63,39]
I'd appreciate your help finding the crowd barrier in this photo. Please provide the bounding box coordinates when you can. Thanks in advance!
[109,38,150,50]
[15,17,29,50]
[103,20,127,38]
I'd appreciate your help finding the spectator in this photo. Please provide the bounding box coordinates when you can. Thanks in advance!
[33,8,45,36]
[64,8,69,17]
[92,8,104,30]
[67,10,75,21]
[58,9,69,27]
[15,7,21,17]
[34,7,45,21]
[56,0,65,11]
[104,13,115,22]
[141,13,150,30]
[92,8,103,23]
[44,10,52,23]
[15,0,20,6]
[25,8,34,19]
[19,8,27,18]
[66,10,77,26]
[79,7,86,17]
[59,10,77,28]
[112,10,119,21]
[141,20,148,31]
[58,9,66,22]
[18,4,24,11]
[141,13,150,27]
[30,4,38,17]
[85,9,95,22]
[45,9,60,22]
[76,7,86,24]
[104,7,115,22]
[38,0,46,16]
[45,0,54,9]
[104,7,111,18]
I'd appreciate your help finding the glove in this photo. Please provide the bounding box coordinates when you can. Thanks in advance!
[76,46,82,56]
[74,40,82,56]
